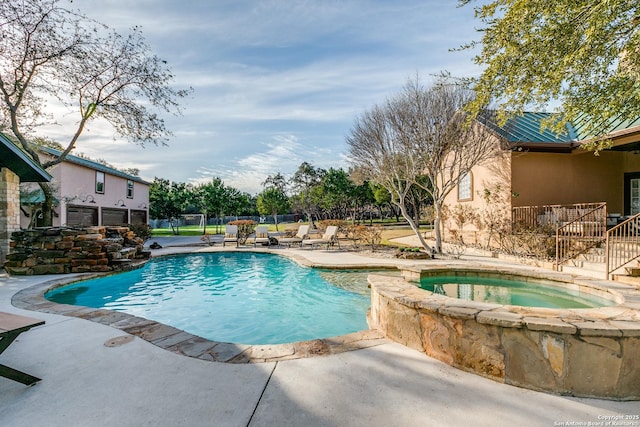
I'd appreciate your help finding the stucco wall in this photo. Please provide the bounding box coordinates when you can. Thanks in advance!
[511,150,626,213]
[446,149,640,227]
[442,149,512,234]
[21,157,149,227]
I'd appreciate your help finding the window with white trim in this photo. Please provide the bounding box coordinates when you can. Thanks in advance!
[126,179,134,198]
[95,171,105,194]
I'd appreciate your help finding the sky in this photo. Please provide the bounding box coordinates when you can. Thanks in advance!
[59,0,482,194]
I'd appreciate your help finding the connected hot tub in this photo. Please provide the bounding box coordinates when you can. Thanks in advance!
[368,263,640,400]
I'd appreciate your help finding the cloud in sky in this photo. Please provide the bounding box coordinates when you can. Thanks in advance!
[53,0,481,194]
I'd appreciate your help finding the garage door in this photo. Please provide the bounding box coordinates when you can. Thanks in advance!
[102,208,128,226]
[67,205,98,227]
[130,209,147,225]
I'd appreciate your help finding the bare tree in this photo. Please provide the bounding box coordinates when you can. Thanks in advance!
[0,0,190,225]
[346,76,502,253]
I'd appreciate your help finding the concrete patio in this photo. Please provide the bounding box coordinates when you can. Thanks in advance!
[0,238,638,426]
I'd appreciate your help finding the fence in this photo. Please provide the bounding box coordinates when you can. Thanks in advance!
[150,214,300,229]
[512,202,606,231]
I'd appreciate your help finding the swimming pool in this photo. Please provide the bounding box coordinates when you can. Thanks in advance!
[45,252,388,345]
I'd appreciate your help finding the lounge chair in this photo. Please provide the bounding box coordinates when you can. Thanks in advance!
[301,225,339,250]
[253,225,271,247]
[223,224,239,247]
[278,224,310,247]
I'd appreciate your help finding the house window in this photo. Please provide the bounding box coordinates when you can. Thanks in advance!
[126,180,134,198]
[625,172,640,215]
[95,171,105,194]
[458,172,472,201]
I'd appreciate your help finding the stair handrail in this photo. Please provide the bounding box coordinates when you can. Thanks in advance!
[605,212,640,279]
[554,202,607,270]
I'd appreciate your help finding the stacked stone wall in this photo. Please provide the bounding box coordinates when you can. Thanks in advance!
[368,270,640,400]
[4,226,150,275]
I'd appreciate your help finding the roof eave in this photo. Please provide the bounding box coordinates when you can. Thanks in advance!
[0,134,52,182]
[510,142,577,154]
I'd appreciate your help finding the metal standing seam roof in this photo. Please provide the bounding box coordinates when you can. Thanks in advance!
[571,113,640,141]
[477,110,577,143]
[38,146,149,185]
[0,133,52,182]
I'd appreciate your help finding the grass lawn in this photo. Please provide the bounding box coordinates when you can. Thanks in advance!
[150,222,430,248]
[151,225,210,236]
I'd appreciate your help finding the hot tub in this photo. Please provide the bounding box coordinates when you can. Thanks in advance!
[368,263,640,400]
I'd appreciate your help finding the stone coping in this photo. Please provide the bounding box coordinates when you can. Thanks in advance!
[378,263,640,335]
[368,262,640,399]
[10,249,397,363]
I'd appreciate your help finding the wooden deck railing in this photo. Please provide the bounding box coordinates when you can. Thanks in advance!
[554,203,607,270]
[605,213,640,279]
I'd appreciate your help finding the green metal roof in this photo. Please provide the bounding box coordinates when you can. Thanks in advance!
[39,146,149,185]
[477,110,577,143]
[571,113,640,140]
[479,110,640,146]
[0,133,52,182]
[20,192,59,206]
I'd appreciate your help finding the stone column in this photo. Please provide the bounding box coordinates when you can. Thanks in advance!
[0,168,21,265]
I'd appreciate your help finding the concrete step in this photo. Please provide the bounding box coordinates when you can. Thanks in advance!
[565,259,606,272]
[625,266,640,277]
[612,274,640,288]
[559,264,606,279]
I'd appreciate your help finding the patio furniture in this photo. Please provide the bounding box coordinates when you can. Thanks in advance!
[253,225,271,247]
[301,225,339,250]
[223,224,239,247]
[0,312,45,385]
[278,224,310,247]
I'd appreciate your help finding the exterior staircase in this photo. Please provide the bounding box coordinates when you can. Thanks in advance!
[613,257,640,287]
[560,246,607,278]
[513,203,640,283]
[559,239,640,286]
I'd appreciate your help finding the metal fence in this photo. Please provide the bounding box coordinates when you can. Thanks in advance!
[150,214,301,229]
[606,213,640,279]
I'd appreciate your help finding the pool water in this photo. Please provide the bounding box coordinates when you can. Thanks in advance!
[45,252,392,345]
[419,275,615,308]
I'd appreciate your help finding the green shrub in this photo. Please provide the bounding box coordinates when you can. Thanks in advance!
[128,223,153,242]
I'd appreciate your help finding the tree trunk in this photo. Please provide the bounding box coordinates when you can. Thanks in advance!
[433,202,443,254]
[38,182,55,227]
[396,202,433,255]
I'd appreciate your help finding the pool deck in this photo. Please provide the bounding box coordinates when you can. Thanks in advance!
[0,236,639,426]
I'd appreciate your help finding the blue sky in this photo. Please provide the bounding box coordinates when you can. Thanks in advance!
[66,0,481,194]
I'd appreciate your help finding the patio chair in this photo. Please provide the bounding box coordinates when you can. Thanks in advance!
[278,224,310,247]
[301,225,339,250]
[253,225,271,247]
[223,224,239,247]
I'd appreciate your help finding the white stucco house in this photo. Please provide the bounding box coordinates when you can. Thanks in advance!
[22,147,150,228]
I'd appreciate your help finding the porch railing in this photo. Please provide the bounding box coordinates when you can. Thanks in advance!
[554,203,607,270]
[512,202,606,231]
[605,213,640,279]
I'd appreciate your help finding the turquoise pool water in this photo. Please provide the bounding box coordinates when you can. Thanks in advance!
[45,252,390,345]
[419,275,615,308]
